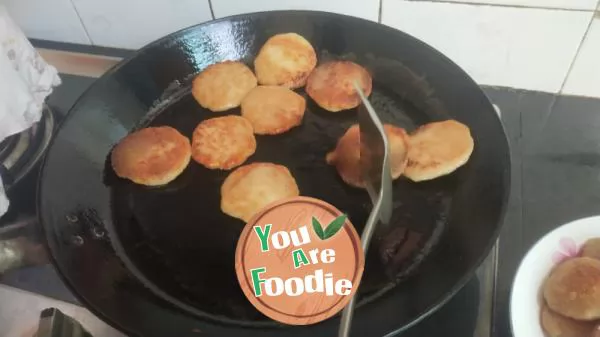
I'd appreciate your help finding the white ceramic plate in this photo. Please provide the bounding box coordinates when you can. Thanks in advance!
[510,215,600,337]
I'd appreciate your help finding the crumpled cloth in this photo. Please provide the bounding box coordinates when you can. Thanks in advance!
[0,5,61,218]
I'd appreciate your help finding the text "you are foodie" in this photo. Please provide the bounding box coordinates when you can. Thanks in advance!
[250,219,353,298]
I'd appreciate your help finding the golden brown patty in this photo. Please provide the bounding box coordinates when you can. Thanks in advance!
[582,238,600,260]
[240,85,306,135]
[593,324,600,337]
[544,257,600,321]
[191,116,256,170]
[221,162,300,222]
[191,61,257,112]
[306,60,372,112]
[254,33,317,89]
[326,124,410,189]
[111,126,191,186]
[540,304,596,337]
[404,120,474,182]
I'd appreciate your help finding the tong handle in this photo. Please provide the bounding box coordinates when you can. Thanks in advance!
[338,82,392,337]
[337,198,384,337]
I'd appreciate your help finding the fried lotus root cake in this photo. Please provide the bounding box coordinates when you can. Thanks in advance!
[254,33,317,89]
[191,61,257,112]
[326,124,409,189]
[404,120,474,182]
[306,60,372,112]
[581,238,600,260]
[241,85,306,135]
[544,257,600,321]
[221,162,300,222]
[111,126,191,186]
[191,116,256,170]
[540,304,596,337]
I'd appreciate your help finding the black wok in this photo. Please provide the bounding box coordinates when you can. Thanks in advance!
[38,10,510,337]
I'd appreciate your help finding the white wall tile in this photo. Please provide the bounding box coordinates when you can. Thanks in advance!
[381,1,592,93]
[2,0,90,44]
[563,17,600,98]
[71,0,213,49]
[211,0,380,22]
[424,0,598,11]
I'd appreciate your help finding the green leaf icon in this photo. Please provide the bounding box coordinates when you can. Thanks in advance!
[312,217,326,240]
[323,214,347,239]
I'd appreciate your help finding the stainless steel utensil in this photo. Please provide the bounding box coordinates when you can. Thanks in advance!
[337,82,393,337]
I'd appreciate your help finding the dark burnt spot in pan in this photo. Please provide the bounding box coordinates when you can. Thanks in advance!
[104,53,463,324]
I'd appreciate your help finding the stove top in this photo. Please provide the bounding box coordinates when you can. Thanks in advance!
[0,65,496,337]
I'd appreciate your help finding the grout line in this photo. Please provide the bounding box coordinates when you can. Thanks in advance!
[406,0,595,12]
[557,11,596,95]
[208,0,216,20]
[68,0,94,45]
[378,0,384,23]
[529,9,595,140]
[524,93,558,157]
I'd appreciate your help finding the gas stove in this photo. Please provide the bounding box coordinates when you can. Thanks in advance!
[0,46,497,337]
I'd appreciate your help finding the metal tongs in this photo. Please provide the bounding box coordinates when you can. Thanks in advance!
[338,82,393,337]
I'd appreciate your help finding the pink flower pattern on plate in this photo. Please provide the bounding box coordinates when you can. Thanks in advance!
[551,237,581,264]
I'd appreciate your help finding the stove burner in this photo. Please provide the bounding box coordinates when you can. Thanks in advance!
[0,106,54,190]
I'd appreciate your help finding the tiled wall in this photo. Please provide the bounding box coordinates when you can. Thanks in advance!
[3,0,600,98]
